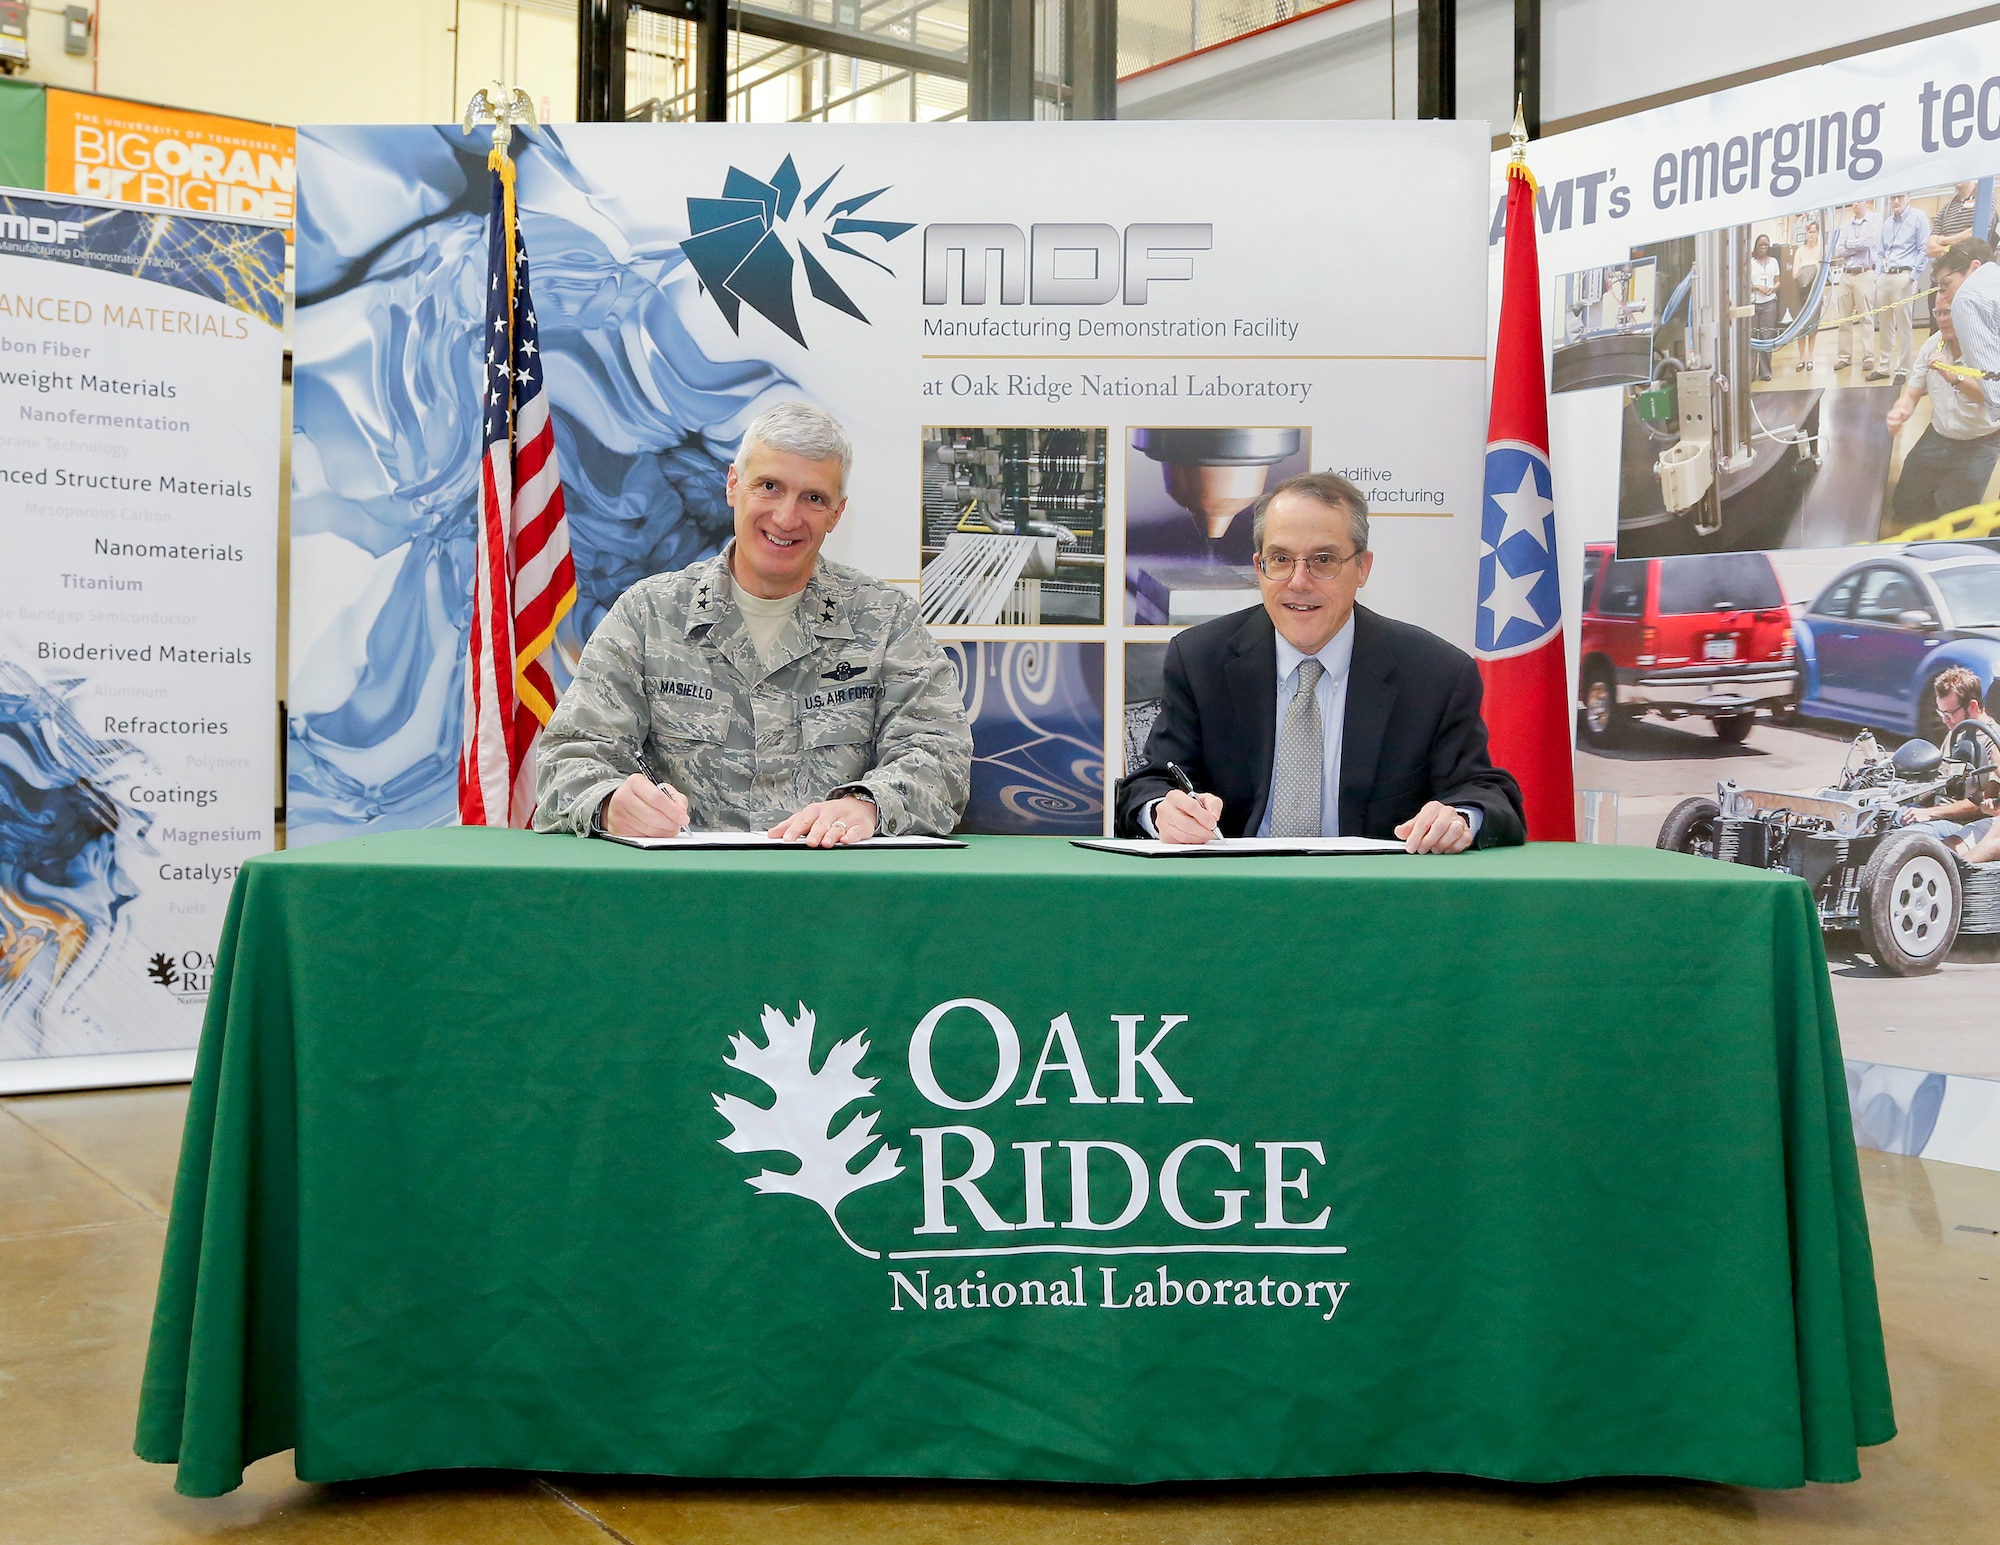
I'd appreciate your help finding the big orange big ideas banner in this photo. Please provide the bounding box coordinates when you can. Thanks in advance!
[44,89,295,223]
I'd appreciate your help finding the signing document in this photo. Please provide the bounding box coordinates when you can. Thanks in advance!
[604,832,964,850]
[1074,836,1409,858]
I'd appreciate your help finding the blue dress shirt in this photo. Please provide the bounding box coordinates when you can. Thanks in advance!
[1945,259,2000,418]
[1833,214,1879,272]
[1256,620,1355,838]
[1877,207,1931,273]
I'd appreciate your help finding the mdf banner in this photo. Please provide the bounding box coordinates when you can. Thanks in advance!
[290,121,1491,844]
[0,190,285,1091]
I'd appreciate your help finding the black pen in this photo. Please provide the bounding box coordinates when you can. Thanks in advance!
[1164,763,1219,843]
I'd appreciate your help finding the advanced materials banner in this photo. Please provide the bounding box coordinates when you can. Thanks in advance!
[0,190,284,1087]
[290,120,1492,844]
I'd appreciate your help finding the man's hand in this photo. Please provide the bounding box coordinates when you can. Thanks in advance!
[1886,390,1921,431]
[1396,801,1473,854]
[604,774,690,837]
[1154,789,1222,845]
[768,796,878,847]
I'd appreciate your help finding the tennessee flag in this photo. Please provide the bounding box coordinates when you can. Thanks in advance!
[1476,148,1575,842]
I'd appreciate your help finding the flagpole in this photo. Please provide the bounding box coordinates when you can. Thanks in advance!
[458,84,575,829]
[1476,94,1577,841]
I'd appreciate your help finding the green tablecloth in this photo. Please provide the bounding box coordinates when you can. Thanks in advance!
[136,831,1892,1496]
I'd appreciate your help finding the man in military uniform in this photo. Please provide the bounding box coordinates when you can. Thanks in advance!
[534,402,971,844]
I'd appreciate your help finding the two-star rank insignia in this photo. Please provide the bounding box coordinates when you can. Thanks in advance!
[821,661,867,682]
[818,596,838,623]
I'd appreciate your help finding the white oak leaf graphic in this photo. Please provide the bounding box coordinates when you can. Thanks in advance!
[713,1003,904,1257]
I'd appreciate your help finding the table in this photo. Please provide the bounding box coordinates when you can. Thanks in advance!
[136,831,1893,1497]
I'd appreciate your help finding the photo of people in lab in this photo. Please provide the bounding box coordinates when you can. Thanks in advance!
[1562,178,2000,560]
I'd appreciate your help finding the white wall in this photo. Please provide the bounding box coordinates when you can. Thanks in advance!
[22,0,578,126]
[1123,0,1999,131]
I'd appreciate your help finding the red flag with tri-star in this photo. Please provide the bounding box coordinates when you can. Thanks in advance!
[1475,125,1576,842]
[459,137,577,828]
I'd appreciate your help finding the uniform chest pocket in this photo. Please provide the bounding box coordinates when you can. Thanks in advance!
[643,677,729,748]
[801,709,875,750]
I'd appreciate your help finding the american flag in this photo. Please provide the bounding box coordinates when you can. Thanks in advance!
[460,148,576,827]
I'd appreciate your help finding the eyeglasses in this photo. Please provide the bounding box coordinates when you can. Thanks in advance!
[1255,550,1362,581]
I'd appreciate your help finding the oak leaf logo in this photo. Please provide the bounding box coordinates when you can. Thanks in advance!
[713,1003,904,1257]
[146,953,178,989]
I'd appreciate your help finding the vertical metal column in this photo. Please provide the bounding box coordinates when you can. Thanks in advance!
[695,0,730,120]
[1065,0,1117,120]
[576,0,628,122]
[968,0,1036,120]
[1513,0,1540,138]
[1417,0,1454,120]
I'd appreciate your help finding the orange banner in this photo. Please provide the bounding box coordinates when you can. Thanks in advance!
[44,89,295,225]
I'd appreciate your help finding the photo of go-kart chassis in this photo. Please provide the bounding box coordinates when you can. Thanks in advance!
[1656,720,2000,975]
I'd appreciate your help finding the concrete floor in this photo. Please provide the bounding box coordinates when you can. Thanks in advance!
[2,1086,1997,1544]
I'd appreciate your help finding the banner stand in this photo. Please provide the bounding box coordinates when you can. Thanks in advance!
[0,1050,198,1097]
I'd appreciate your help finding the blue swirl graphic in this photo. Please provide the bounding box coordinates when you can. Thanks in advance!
[288,126,789,842]
[0,662,148,1054]
[945,642,1105,835]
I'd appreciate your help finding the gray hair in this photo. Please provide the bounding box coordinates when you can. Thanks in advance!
[1252,470,1369,553]
[735,401,853,489]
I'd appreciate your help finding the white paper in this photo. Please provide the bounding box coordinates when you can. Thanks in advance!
[1071,837,1412,858]
[604,832,965,850]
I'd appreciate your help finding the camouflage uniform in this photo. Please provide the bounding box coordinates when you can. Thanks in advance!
[534,548,971,836]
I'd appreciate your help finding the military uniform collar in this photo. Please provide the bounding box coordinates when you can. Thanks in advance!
[685,546,858,659]
[800,563,856,641]
[683,550,735,635]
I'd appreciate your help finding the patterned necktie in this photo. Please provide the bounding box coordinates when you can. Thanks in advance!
[1267,658,1325,838]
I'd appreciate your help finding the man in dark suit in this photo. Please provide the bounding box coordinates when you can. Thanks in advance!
[1117,471,1525,851]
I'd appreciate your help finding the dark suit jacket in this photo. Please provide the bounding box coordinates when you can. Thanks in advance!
[1115,603,1526,846]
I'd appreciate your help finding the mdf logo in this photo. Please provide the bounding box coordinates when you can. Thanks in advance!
[922,223,1213,306]
[684,155,914,349]
[0,215,86,245]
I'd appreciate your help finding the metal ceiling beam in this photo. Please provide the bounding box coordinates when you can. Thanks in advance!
[694,0,730,118]
[1065,0,1116,120]
[1514,0,1540,138]
[641,0,971,81]
[577,0,630,122]
[1417,0,1454,120]
[967,0,1034,119]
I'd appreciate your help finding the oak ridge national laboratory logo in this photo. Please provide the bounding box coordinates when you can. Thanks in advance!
[144,947,215,1004]
[684,157,913,348]
[711,999,1353,1322]
[713,1003,906,1256]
